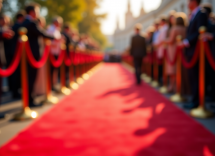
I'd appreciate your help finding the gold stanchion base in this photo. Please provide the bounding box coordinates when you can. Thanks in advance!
[70,82,79,90]
[151,81,159,87]
[141,74,151,83]
[87,71,93,76]
[144,77,152,83]
[82,73,90,80]
[13,107,38,121]
[190,106,214,119]
[77,77,84,85]
[61,86,71,95]
[141,74,147,79]
[159,86,168,94]
[170,93,186,103]
[45,95,59,104]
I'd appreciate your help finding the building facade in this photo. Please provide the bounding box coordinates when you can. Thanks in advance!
[113,0,215,52]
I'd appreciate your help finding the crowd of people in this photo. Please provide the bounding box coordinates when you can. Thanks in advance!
[130,0,215,109]
[0,2,100,107]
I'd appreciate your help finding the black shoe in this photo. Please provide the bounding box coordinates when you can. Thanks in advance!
[183,103,199,109]
[29,102,43,108]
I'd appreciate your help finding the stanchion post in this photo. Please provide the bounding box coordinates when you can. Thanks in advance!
[45,40,59,104]
[13,27,38,120]
[76,50,84,85]
[82,50,90,80]
[170,35,186,102]
[159,49,168,94]
[151,52,159,87]
[190,26,213,118]
[60,44,71,95]
[69,45,79,90]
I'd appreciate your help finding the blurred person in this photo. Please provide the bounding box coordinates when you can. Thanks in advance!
[5,12,25,99]
[155,16,168,85]
[179,0,207,109]
[164,12,177,93]
[130,23,147,85]
[46,16,63,90]
[62,24,73,86]
[164,14,190,95]
[62,24,73,56]
[201,3,215,102]
[210,13,215,24]
[33,16,47,97]
[77,35,86,51]
[146,27,154,79]
[22,3,55,107]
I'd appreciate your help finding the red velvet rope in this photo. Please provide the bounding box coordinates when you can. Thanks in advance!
[65,52,73,66]
[49,50,65,68]
[25,41,50,68]
[0,42,22,77]
[164,49,178,66]
[204,42,215,71]
[179,44,199,69]
[153,52,163,65]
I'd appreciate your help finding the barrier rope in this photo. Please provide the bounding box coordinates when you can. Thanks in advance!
[179,44,200,69]
[204,42,215,71]
[49,50,65,68]
[65,52,73,66]
[164,49,178,66]
[25,41,50,68]
[0,42,22,77]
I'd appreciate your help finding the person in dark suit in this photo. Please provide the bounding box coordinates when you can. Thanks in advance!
[130,23,147,85]
[4,12,25,99]
[22,3,55,107]
[200,4,215,102]
[0,15,14,107]
[62,24,73,87]
[180,0,208,109]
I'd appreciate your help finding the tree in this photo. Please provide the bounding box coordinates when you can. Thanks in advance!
[1,0,85,26]
[1,0,107,48]
[34,0,85,26]
[78,0,107,48]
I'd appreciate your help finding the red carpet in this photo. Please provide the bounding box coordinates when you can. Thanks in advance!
[0,63,215,156]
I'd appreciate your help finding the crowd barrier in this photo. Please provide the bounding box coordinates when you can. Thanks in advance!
[123,26,214,119]
[0,27,103,121]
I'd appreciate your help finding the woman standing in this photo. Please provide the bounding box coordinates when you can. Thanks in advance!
[33,17,47,96]
[164,13,187,93]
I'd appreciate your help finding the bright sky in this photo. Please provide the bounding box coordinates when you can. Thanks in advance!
[96,0,162,35]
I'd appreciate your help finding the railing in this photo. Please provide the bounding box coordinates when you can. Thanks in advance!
[122,26,214,119]
[0,28,103,121]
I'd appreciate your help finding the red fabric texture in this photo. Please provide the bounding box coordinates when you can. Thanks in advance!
[25,41,50,68]
[49,50,65,68]
[0,63,215,156]
[179,44,200,69]
[164,49,178,66]
[0,42,22,77]
[65,53,73,66]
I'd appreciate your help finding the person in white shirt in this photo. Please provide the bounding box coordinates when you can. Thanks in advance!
[47,16,63,90]
[154,17,168,85]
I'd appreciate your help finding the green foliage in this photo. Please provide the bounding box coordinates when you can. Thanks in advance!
[1,0,107,48]
[34,0,85,26]
[78,0,107,48]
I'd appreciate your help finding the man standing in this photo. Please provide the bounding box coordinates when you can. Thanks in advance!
[22,3,55,107]
[180,0,207,109]
[5,12,25,99]
[130,23,147,85]
[156,17,168,85]
[46,16,63,90]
